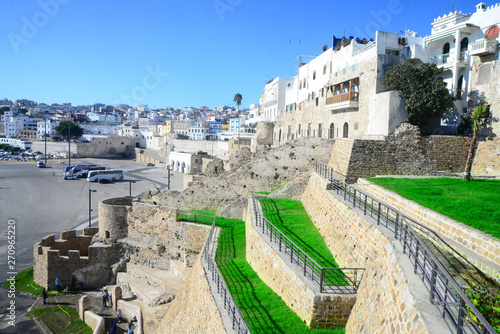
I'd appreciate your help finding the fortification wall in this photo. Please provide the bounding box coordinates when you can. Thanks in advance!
[31,136,132,158]
[33,228,114,290]
[245,203,356,328]
[167,139,230,161]
[420,136,471,172]
[158,254,227,334]
[357,178,500,283]
[98,197,134,240]
[473,138,500,175]
[302,173,443,333]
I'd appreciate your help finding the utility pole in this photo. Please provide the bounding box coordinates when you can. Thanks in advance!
[44,119,47,165]
[68,121,71,167]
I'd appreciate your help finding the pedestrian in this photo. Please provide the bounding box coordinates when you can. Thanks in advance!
[70,275,76,291]
[109,320,117,334]
[52,171,55,176]
[42,287,48,305]
[55,277,62,292]
[103,291,108,307]
[127,322,135,334]
[116,308,122,323]
[108,293,113,307]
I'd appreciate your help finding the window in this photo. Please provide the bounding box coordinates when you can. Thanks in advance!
[443,42,450,55]
[315,97,319,106]
[323,65,327,75]
[313,71,316,80]
[460,37,469,52]
[457,75,464,100]
[343,122,349,138]
[318,124,322,138]
[329,123,334,139]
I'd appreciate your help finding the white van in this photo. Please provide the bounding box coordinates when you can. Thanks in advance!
[36,161,45,168]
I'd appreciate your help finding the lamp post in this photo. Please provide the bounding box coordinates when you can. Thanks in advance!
[88,189,96,228]
[68,121,71,167]
[129,181,136,197]
[44,119,47,165]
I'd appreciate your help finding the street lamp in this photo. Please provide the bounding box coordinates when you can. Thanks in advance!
[129,181,136,197]
[88,189,96,228]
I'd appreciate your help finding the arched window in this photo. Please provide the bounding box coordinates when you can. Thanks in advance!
[329,123,335,139]
[343,122,349,138]
[278,129,281,143]
[460,37,469,52]
[486,26,499,40]
[443,42,450,54]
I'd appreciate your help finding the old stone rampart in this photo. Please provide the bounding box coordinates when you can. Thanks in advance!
[302,173,444,333]
[245,200,357,329]
[157,252,227,334]
[472,137,500,175]
[357,178,500,283]
[33,228,115,290]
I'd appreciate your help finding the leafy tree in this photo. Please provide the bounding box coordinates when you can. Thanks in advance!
[0,106,10,115]
[233,93,242,112]
[54,121,84,141]
[381,62,455,128]
[463,105,490,181]
[18,108,29,114]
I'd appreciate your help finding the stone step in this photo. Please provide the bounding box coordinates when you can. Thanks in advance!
[126,263,183,294]
[116,272,163,304]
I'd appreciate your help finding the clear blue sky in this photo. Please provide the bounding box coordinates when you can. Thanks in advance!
[1,0,480,109]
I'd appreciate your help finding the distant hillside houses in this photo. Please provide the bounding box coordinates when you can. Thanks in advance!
[262,2,500,144]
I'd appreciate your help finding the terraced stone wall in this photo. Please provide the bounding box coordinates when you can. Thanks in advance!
[473,138,500,175]
[302,173,442,333]
[356,178,500,283]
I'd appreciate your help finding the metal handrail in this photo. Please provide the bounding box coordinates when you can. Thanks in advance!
[251,192,365,294]
[315,162,498,334]
[193,213,249,334]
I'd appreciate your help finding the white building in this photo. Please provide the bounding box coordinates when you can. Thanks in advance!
[0,138,32,150]
[37,120,60,138]
[4,114,40,138]
[188,121,209,140]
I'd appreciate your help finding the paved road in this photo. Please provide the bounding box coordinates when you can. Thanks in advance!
[0,158,183,332]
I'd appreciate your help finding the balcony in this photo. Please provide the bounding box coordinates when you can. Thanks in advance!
[470,39,498,56]
[430,51,469,68]
[325,92,359,112]
[261,94,278,107]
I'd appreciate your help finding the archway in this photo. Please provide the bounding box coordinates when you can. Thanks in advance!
[457,75,464,99]
[460,37,468,52]
[343,122,349,138]
[181,162,186,173]
[443,42,450,54]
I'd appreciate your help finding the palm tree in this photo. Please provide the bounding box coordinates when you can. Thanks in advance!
[463,105,489,181]
[233,93,242,112]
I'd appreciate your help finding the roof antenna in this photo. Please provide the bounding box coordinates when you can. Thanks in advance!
[452,0,455,12]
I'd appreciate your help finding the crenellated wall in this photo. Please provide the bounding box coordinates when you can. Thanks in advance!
[302,173,444,333]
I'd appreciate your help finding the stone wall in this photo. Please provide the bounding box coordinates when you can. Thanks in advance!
[302,173,444,333]
[245,202,357,328]
[167,139,230,161]
[33,228,115,290]
[472,137,500,175]
[420,136,471,172]
[356,178,500,283]
[124,202,208,270]
[83,310,105,334]
[98,197,134,240]
[117,299,143,334]
[158,254,227,334]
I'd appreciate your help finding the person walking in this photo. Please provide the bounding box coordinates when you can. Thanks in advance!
[55,277,62,292]
[70,275,76,291]
[42,288,48,305]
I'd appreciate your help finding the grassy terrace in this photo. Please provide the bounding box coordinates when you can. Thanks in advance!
[259,198,339,268]
[26,306,92,334]
[180,210,344,334]
[366,178,500,239]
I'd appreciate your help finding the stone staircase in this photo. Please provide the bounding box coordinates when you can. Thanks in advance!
[116,262,187,333]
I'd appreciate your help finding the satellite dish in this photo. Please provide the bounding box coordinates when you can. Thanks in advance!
[323,45,328,52]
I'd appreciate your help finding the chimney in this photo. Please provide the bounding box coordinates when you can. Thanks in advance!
[476,2,487,12]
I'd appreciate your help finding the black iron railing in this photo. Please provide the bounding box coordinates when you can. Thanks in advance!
[250,192,365,294]
[191,213,249,334]
[315,162,498,334]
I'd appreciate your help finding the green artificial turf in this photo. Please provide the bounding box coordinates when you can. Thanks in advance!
[26,306,93,334]
[180,210,345,333]
[259,198,339,268]
[367,178,500,239]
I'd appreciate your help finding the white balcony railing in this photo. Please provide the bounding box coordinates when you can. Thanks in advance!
[430,51,468,66]
[470,39,498,56]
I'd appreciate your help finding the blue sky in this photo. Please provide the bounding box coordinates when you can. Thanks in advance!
[1,0,480,109]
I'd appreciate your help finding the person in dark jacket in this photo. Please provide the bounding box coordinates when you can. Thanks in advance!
[42,288,48,304]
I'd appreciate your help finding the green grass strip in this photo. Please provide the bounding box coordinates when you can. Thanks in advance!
[366,178,500,239]
[180,210,345,333]
[27,305,93,334]
[259,198,339,268]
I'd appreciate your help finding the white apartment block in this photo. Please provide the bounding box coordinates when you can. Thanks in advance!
[37,120,60,138]
[4,114,41,138]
